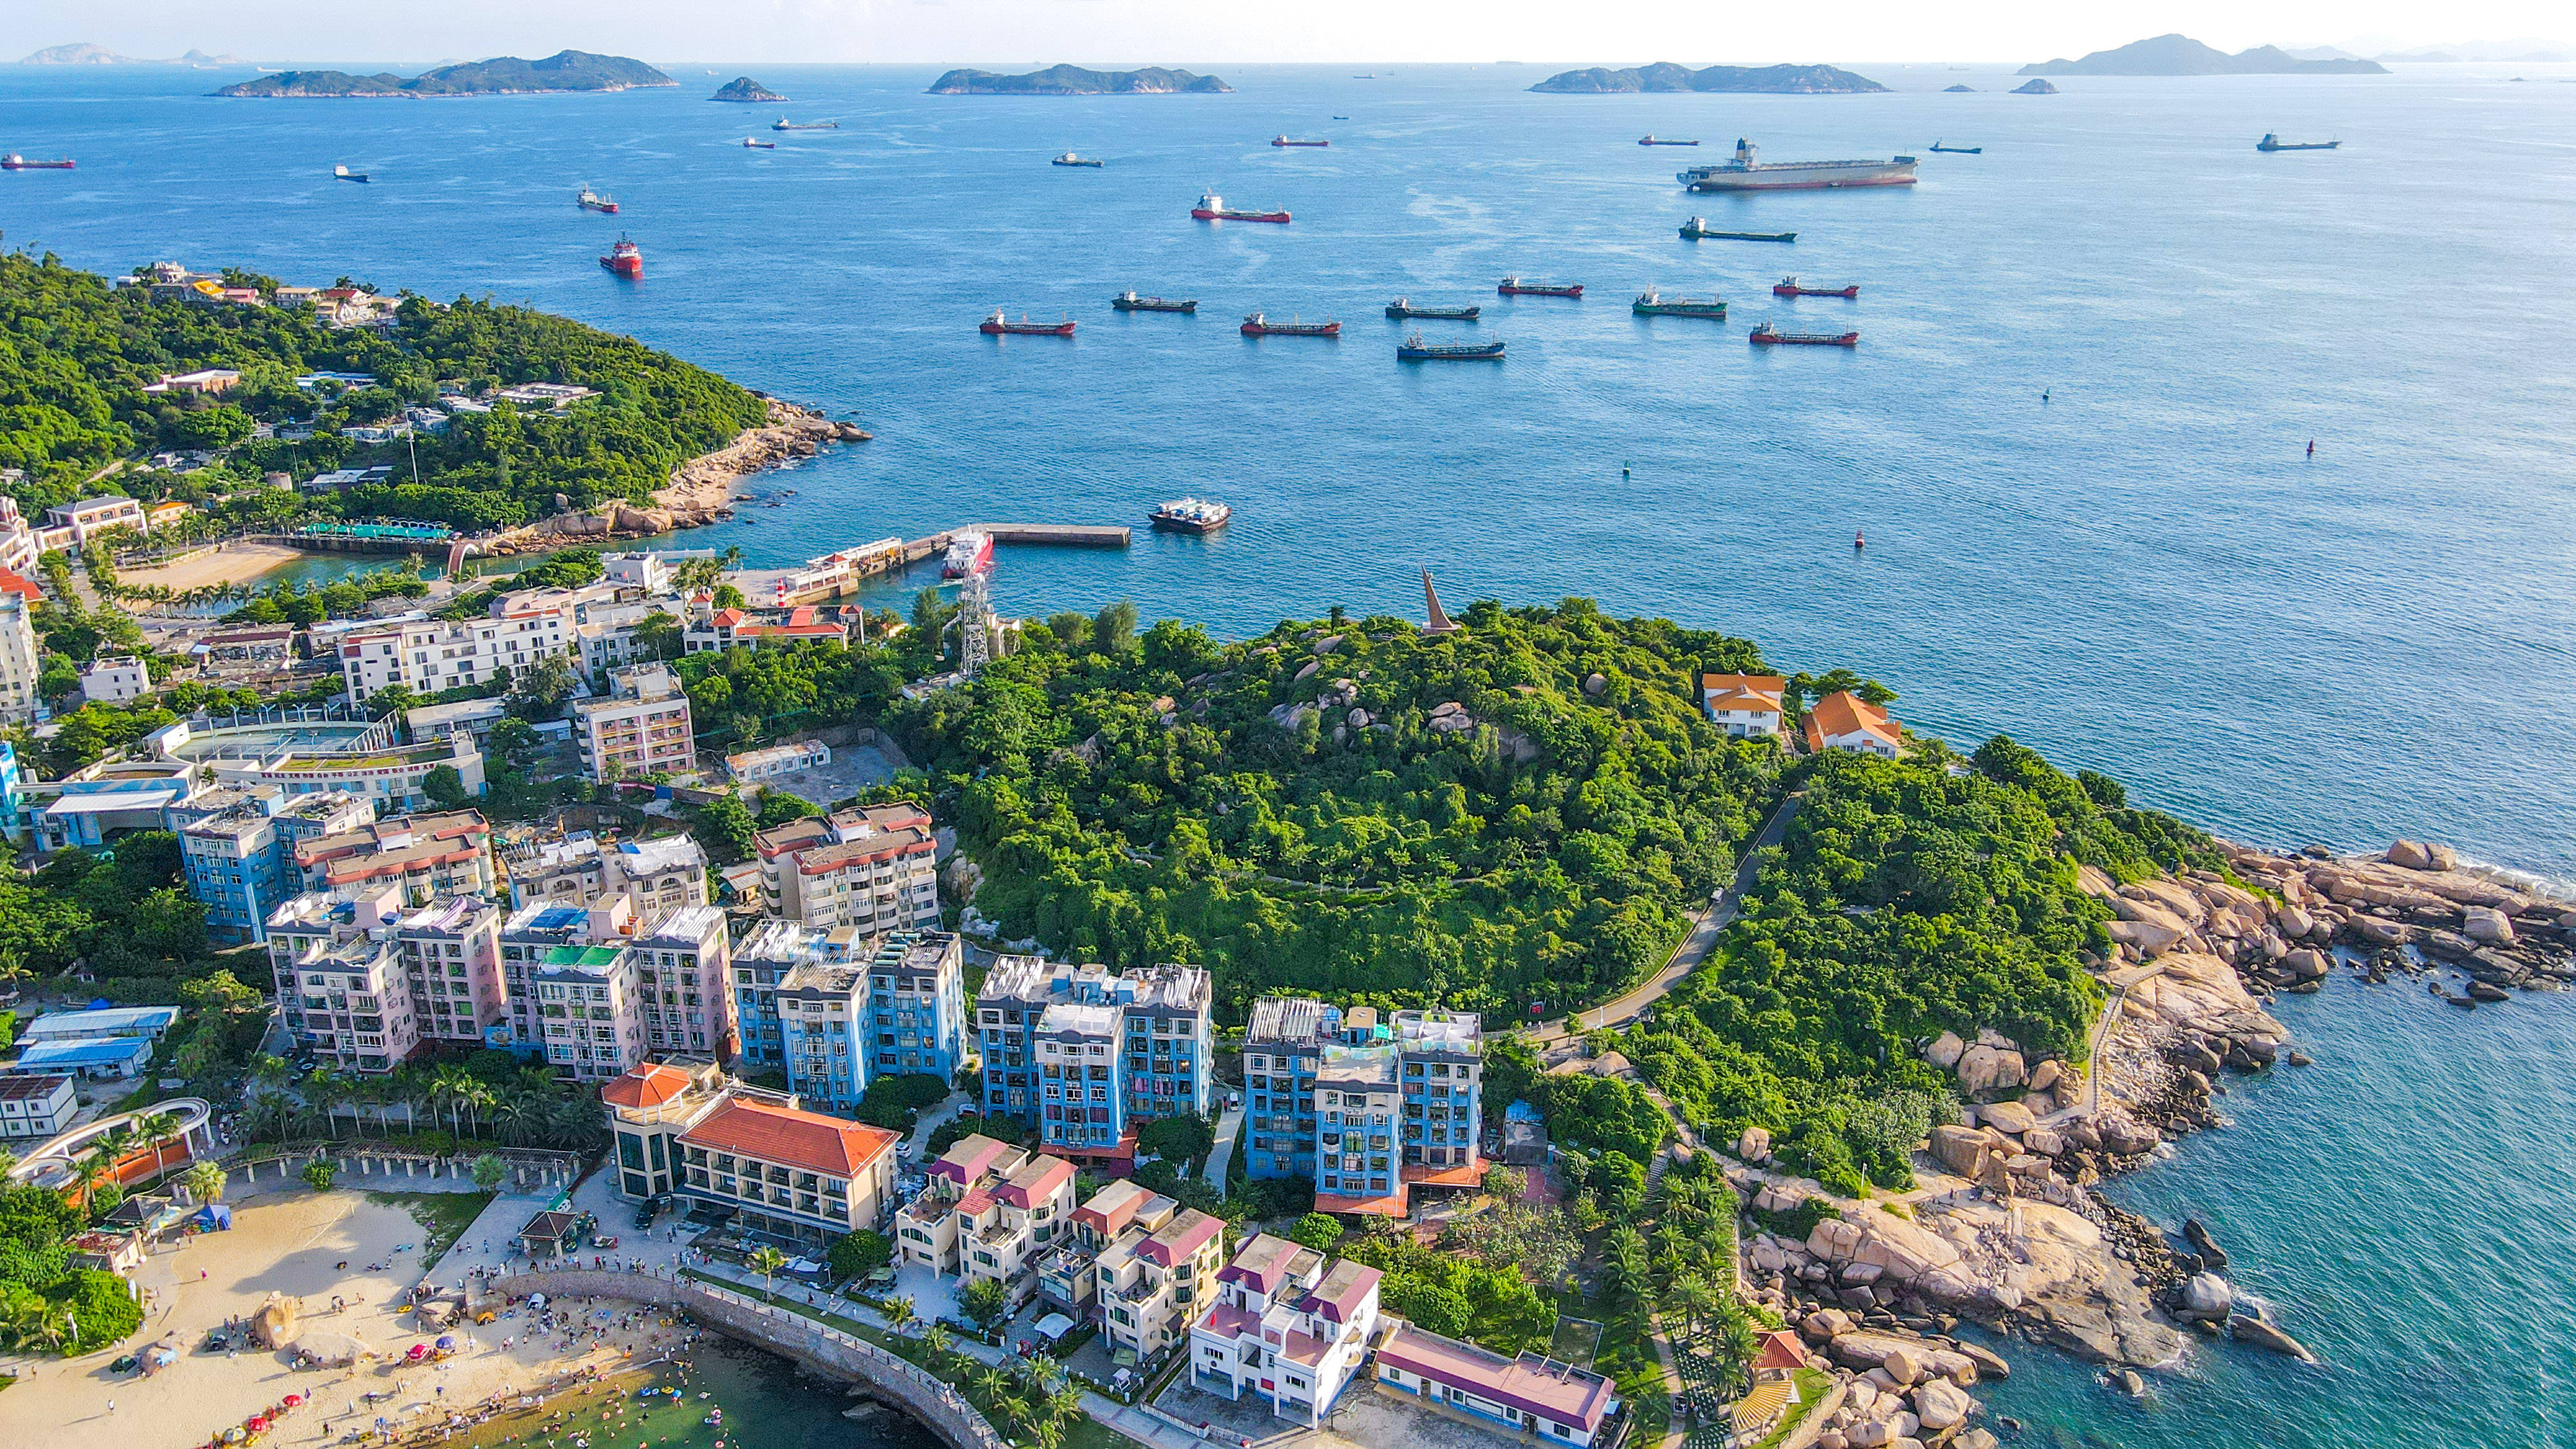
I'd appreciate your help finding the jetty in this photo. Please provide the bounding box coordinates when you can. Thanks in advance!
[746,522,1130,604]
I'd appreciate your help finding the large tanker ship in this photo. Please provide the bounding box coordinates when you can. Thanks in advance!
[1680,138,1916,192]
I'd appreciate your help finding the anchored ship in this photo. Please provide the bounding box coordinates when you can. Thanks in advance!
[980,310,1075,336]
[3,153,76,170]
[1638,135,1700,146]
[942,531,994,578]
[2257,134,2340,152]
[1193,192,1291,223]
[1397,333,1506,361]
[1240,313,1340,337]
[332,164,369,184]
[1632,290,1728,319]
[576,186,620,214]
[1054,152,1105,167]
[1681,217,1795,242]
[1386,298,1481,321]
[600,236,642,278]
[1748,321,1857,347]
[742,137,776,148]
[773,118,839,131]
[1271,135,1329,147]
[1773,277,1859,298]
[1112,292,1197,313]
[1928,140,1982,154]
[1150,498,1232,533]
[1499,276,1582,298]
[1681,138,1916,191]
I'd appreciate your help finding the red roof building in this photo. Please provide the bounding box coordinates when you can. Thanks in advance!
[670,1092,900,1247]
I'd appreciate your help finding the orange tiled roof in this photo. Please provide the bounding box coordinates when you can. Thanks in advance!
[601,1063,694,1110]
[1701,673,1786,712]
[1803,690,1900,753]
[679,1097,897,1179]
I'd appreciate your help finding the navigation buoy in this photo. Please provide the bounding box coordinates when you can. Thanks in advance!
[2041,388,2050,402]
[1854,530,1865,550]
[1622,460,1631,477]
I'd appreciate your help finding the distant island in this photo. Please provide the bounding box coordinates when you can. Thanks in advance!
[21,42,241,66]
[2020,33,2389,75]
[710,75,787,102]
[1944,83,1976,92]
[212,49,672,98]
[925,65,1231,95]
[2012,79,2059,94]
[1529,62,1888,94]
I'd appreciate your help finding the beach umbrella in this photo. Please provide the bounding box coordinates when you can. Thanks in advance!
[247,1417,271,1432]
[437,1335,457,1349]
[283,1396,304,1408]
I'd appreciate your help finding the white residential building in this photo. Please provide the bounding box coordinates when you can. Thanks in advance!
[79,656,152,706]
[0,567,43,723]
[1803,691,1904,758]
[725,739,830,783]
[0,498,41,575]
[1701,673,1787,739]
[571,663,695,781]
[1189,1234,1383,1427]
[752,802,940,935]
[0,1075,79,1141]
[336,592,580,705]
[44,495,146,546]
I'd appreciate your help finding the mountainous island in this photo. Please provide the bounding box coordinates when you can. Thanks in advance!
[2012,79,2059,93]
[211,50,672,97]
[709,75,787,102]
[2021,33,2389,75]
[21,42,242,65]
[925,64,1231,95]
[1530,62,1888,94]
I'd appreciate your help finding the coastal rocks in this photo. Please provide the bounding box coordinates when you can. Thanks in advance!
[2464,905,2518,945]
[1739,1126,1774,1163]
[2385,839,2434,870]
[1956,1043,2027,1096]
[1976,1099,2039,1135]
[2228,1313,2316,1362]
[1930,1125,1991,1177]
[1925,1031,1966,1069]
[2177,1272,2233,1323]
[2183,1218,2230,1270]
[2027,1059,2063,1094]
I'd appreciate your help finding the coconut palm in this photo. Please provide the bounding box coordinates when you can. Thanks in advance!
[994,1395,1031,1434]
[1028,1418,1066,1449]
[457,1077,497,1140]
[883,1294,918,1336]
[922,1323,953,1368]
[183,1159,228,1206]
[971,1366,1012,1403]
[748,1245,787,1299]
[1043,1385,1082,1428]
[135,1111,182,1178]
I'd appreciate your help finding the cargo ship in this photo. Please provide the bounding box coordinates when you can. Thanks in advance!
[742,137,777,148]
[1632,290,1727,319]
[1681,217,1795,242]
[1498,276,1582,298]
[1681,138,1916,191]
[1150,497,1232,533]
[333,164,369,184]
[1386,298,1480,321]
[942,531,994,578]
[1113,292,1197,313]
[1,153,75,170]
[773,118,840,131]
[1638,135,1700,146]
[1748,322,1857,347]
[2257,134,2340,152]
[980,310,1075,336]
[1928,140,1982,154]
[1240,313,1340,337]
[1397,334,1506,361]
[1772,277,1858,298]
[1272,135,1330,147]
[1193,192,1291,223]
[600,236,643,278]
[1054,152,1105,167]
[576,186,620,214]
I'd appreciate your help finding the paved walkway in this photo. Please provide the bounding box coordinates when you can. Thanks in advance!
[907,1090,975,1162]
[1203,1101,1246,1199]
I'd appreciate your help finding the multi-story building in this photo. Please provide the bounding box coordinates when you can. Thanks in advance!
[503,831,708,916]
[893,1134,1077,1309]
[1803,690,1903,758]
[735,925,963,1098]
[684,604,851,654]
[753,803,940,935]
[602,1058,725,1202]
[335,591,580,706]
[977,960,1213,1173]
[1374,1327,1623,1448]
[674,1088,899,1247]
[0,567,43,724]
[78,656,151,706]
[571,663,695,781]
[1081,1188,1224,1363]
[531,942,646,1082]
[1700,673,1787,739]
[0,1074,79,1141]
[0,500,39,577]
[1037,1178,1171,1321]
[631,905,734,1061]
[396,896,509,1048]
[864,929,968,1080]
[296,810,496,901]
[499,898,630,1055]
[775,960,870,1111]
[1188,1234,1383,1427]
[264,891,420,1074]
[180,790,374,942]
[1247,1002,1486,1217]
[44,495,146,546]
[732,919,858,1071]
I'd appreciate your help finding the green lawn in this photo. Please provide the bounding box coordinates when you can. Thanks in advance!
[1748,1369,1835,1449]
[368,1189,494,1260]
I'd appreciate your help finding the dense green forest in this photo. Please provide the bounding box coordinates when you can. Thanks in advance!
[891,598,1782,1021]
[0,251,766,531]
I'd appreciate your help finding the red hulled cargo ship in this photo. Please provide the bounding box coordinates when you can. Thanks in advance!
[1,153,76,169]
[1772,277,1859,298]
[1192,191,1290,223]
[600,236,643,278]
[980,310,1075,336]
[1748,322,1858,346]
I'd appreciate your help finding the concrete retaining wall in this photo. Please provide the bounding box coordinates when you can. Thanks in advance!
[493,1269,1003,1449]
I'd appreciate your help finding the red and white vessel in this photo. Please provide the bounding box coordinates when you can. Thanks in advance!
[941,531,994,578]
[1271,135,1329,147]
[1748,322,1859,347]
[979,309,1075,336]
[1772,277,1859,298]
[600,236,643,278]
[1191,191,1289,223]
[1,153,76,170]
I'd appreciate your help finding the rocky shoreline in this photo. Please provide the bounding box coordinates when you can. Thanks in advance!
[1717,838,2574,1437]
[473,397,866,557]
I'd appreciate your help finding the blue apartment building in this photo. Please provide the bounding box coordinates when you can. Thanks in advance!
[177,788,373,942]
[977,960,1212,1173]
[739,923,967,1103]
[1245,999,1485,1216]
[864,931,968,1080]
[777,961,869,1111]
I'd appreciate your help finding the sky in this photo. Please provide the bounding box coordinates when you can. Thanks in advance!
[4,0,2571,67]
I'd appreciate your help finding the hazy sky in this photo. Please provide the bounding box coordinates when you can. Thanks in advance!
[6,0,2570,66]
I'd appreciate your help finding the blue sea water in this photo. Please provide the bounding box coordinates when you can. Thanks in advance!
[5,60,2576,1446]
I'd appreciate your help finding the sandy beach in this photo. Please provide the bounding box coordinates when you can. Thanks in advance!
[651,400,849,516]
[2,1179,691,1449]
[116,542,307,594]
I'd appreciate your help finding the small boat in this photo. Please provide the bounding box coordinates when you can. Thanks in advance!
[741,137,776,149]
[1748,321,1857,347]
[1927,140,1982,154]
[1272,136,1330,147]
[1397,333,1506,361]
[1053,152,1104,167]
[1639,135,1701,146]
[942,531,994,578]
[1386,298,1480,321]
[1112,291,1197,313]
[979,309,1074,336]
[1498,276,1582,298]
[773,118,840,131]
[1332,115,1351,120]
[1632,289,1728,319]
[600,236,642,278]
[3,153,77,170]
[2257,134,2340,152]
[576,186,619,214]
[1192,191,1290,223]
[332,164,368,184]
[1240,312,1340,337]
[1681,217,1795,242]
[1150,497,1232,533]
[1772,277,1859,298]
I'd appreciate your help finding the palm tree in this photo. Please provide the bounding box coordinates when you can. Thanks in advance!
[182,1159,228,1206]
[457,1078,496,1140]
[303,1068,345,1139]
[883,1294,918,1336]
[971,1366,1012,1404]
[135,1111,182,1179]
[995,1396,1030,1434]
[747,1245,786,1300]
[1043,1385,1082,1429]
[922,1323,953,1369]
[1029,1419,1066,1449]
[426,1066,463,1136]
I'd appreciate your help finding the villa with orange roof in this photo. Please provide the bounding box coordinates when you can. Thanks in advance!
[1189,1232,1383,1426]
[672,1088,900,1247]
[1700,673,1787,739]
[1803,690,1903,758]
